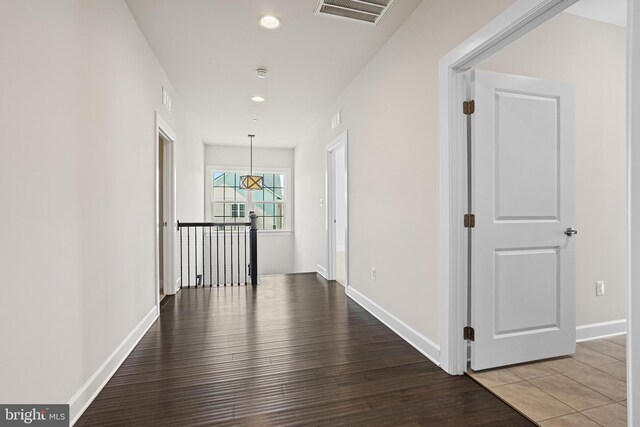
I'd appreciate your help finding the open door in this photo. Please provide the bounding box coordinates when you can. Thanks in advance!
[470,70,576,370]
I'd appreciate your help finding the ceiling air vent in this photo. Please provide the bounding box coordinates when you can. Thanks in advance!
[314,0,397,25]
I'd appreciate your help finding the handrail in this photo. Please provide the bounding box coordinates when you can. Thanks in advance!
[177,221,251,228]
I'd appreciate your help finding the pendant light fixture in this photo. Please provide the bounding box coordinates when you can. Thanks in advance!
[240,134,263,190]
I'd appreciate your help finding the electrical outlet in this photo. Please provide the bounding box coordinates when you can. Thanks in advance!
[371,267,376,281]
[596,280,605,296]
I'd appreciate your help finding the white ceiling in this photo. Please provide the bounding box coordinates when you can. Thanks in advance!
[125,0,422,148]
[564,0,627,27]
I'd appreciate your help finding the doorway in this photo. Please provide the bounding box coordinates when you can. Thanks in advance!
[438,0,633,373]
[326,131,349,288]
[441,1,631,425]
[155,112,177,312]
[463,6,628,422]
[466,2,628,372]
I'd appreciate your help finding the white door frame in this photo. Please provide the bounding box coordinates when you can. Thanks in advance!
[439,1,638,423]
[155,111,177,314]
[438,0,580,376]
[628,0,640,423]
[326,130,349,289]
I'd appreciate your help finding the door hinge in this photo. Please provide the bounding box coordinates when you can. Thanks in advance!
[464,326,475,341]
[464,213,475,228]
[463,100,475,115]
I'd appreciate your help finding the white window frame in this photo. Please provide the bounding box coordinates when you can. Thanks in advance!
[205,165,292,234]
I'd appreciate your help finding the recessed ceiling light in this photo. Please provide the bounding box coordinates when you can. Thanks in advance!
[253,118,259,122]
[251,96,266,103]
[259,15,281,30]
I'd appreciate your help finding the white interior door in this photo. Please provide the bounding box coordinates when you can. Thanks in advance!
[333,146,347,286]
[470,70,576,371]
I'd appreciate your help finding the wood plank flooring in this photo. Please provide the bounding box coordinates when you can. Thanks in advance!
[76,274,533,426]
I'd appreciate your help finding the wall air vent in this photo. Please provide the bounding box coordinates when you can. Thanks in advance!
[314,0,397,25]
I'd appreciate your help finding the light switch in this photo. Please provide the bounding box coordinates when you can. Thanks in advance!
[596,280,605,296]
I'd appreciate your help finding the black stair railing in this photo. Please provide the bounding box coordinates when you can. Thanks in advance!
[177,212,258,287]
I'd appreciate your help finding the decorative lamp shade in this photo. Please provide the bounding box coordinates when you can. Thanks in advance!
[240,174,263,190]
[241,134,263,190]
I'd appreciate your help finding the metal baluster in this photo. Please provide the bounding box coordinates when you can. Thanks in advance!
[216,227,220,286]
[244,226,247,285]
[223,225,227,286]
[180,227,183,289]
[230,225,234,286]
[209,226,212,287]
[249,212,258,286]
[194,227,198,287]
[187,228,191,288]
[202,226,205,288]
[237,226,240,285]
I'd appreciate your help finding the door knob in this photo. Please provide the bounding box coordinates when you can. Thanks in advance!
[564,227,578,236]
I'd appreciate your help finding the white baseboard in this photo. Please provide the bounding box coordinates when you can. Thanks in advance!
[68,306,158,425]
[171,277,181,294]
[316,264,328,279]
[576,319,627,342]
[346,287,440,366]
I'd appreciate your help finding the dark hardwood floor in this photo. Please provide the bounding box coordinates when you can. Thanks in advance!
[77,274,533,426]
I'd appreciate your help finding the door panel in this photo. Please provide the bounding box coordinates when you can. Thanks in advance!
[494,91,560,221]
[494,247,559,335]
[471,70,575,371]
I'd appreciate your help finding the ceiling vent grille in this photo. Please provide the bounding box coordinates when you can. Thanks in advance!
[314,0,396,25]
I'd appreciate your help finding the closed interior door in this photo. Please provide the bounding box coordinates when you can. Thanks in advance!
[470,70,576,370]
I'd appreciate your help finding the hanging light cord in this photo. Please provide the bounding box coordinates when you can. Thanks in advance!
[249,134,254,175]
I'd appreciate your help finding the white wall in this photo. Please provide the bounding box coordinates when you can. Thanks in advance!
[205,144,294,171]
[205,144,294,274]
[294,0,518,342]
[0,0,203,414]
[478,13,627,327]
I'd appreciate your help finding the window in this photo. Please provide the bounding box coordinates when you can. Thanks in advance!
[231,203,245,219]
[252,173,286,230]
[212,171,247,224]
[208,168,290,231]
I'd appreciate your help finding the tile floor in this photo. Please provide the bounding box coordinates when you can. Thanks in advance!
[468,334,627,426]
